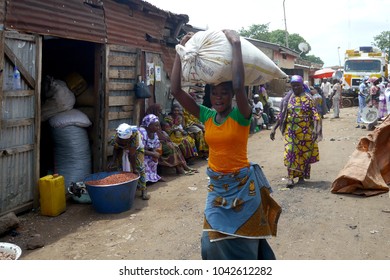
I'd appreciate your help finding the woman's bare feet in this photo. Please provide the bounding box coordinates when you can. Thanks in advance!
[176,166,186,175]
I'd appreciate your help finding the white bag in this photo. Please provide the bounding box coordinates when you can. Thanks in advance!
[176,30,287,86]
[48,108,92,128]
[41,77,76,121]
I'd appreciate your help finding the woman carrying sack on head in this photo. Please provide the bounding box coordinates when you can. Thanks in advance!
[171,29,281,260]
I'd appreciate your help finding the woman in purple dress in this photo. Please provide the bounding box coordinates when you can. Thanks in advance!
[138,114,163,184]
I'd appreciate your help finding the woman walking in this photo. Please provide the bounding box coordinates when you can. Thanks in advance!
[270,75,322,188]
[171,29,281,260]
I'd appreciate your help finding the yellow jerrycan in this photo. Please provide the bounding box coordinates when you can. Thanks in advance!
[38,174,66,216]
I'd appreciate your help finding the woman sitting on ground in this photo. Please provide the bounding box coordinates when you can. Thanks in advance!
[159,120,198,175]
[138,114,163,184]
[183,106,209,158]
[145,103,199,167]
[165,103,198,161]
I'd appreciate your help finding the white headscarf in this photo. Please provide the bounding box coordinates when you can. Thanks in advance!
[116,123,133,139]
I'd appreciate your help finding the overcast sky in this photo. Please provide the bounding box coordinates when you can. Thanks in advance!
[146,0,389,68]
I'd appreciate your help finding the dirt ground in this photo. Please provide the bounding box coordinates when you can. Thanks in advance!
[1,106,390,260]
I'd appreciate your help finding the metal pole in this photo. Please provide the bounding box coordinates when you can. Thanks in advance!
[283,0,289,48]
[338,46,341,67]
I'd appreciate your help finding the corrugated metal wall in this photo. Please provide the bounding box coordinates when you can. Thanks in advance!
[5,0,107,43]
[105,1,165,49]
[0,32,40,214]
[104,1,178,75]
[0,0,5,24]
[4,0,183,74]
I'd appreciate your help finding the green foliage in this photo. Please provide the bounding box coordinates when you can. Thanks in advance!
[239,24,323,64]
[268,29,287,46]
[303,55,324,64]
[239,24,271,41]
[373,31,390,56]
[287,33,310,53]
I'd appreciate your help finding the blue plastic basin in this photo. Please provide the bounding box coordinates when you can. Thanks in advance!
[84,171,139,214]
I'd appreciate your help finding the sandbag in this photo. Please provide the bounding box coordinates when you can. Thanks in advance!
[48,108,92,128]
[176,30,287,86]
[51,125,92,189]
[41,76,76,122]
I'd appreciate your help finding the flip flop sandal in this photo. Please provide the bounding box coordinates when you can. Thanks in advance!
[184,171,195,176]
[190,169,199,173]
[286,179,294,188]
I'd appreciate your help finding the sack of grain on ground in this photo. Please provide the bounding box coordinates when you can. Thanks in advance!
[176,29,287,86]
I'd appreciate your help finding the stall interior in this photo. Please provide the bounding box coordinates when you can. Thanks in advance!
[40,37,99,189]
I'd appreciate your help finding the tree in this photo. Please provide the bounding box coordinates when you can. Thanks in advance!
[373,31,390,57]
[239,24,270,42]
[239,24,323,64]
[268,29,288,46]
[303,55,323,64]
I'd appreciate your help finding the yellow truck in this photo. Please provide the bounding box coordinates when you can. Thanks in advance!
[341,46,388,106]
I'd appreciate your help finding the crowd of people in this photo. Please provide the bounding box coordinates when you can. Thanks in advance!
[106,66,390,258]
[105,25,390,260]
[108,102,207,200]
[356,75,390,130]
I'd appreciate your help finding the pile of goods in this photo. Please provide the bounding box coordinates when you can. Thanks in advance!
[0,250,17,260]
[85,172,138,186]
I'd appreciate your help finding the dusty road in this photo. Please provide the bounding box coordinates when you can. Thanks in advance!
[2,107,390,260]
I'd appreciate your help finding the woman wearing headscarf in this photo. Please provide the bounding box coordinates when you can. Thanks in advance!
[165,103,198,161]
[270,75,322,188]
[139,114,163,185]
[159,120,198,175]
[183,106,209,158]
[108,123,149,200]
[171,29,281,260]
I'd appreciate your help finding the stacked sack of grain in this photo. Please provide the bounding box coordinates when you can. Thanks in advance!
[49,109,92,190]
[176,30,287,86]
[41,76,76,122]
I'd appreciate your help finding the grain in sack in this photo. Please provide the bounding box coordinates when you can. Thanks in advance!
[176,30,288,86]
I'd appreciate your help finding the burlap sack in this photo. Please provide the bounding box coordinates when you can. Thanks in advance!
[331,116,390,196]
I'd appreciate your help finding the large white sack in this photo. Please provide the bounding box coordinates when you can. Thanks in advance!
[176,30,287,85]
[41,77,76,121]
[48,108,92,128]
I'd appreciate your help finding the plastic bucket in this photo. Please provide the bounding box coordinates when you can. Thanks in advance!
[84,171,139,214]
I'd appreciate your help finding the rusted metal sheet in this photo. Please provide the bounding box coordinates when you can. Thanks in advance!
[5,0,107,43]
[0,31,40,215]
[104,0,165,51]
[104,1,187,75]
[160,46,176,77]
[0,0,5,24]
[4,0,184,81]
